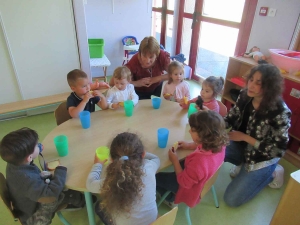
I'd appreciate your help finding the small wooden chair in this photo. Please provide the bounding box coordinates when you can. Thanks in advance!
[0,172,71,225]
[54,101,72,126]
[150,207,178,225]
[217,100,227,117]
[157,164,223,225]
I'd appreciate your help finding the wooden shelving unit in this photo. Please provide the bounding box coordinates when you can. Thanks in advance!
[222,56,300,168]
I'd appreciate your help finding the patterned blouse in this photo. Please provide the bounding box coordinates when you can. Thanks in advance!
[224,90,291,165]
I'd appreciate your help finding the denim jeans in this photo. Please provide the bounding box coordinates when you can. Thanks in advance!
[224,141,276,207]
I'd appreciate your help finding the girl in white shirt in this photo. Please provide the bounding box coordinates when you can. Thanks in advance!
[106,66,139,109]
[162,61,190,102]
[86,132,160,225]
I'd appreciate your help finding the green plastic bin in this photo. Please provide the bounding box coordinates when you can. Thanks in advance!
[88,39,104,58]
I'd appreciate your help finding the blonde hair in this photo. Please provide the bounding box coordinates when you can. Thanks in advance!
[167,61,185,84]
[138,36,160,57]
[67,69,88,87]
[100,132,145,221]
[113,66,131,82]
[202,76,224,98]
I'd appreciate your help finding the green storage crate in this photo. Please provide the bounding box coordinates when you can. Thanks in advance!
[88,39,104,58]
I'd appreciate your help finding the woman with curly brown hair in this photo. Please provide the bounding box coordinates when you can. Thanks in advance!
[86,132,160,225]
[223,64,291,207]
[156,110,228,208]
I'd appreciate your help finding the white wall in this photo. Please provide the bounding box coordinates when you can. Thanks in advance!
[84,0,152,76]
[248,0,300,56]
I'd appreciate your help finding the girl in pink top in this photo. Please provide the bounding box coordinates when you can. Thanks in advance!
[162,61,190,102]
[156,110,228,208]
[180,76,224,113]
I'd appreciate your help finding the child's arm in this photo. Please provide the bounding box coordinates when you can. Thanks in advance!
[168,149,183,175]
[86,154,107,193]
[68,92,93,118]
[106,88,120,109]
[129,84,139,106]
[178,141,197,150]
[93,90,108,110]
[144,152,160,171]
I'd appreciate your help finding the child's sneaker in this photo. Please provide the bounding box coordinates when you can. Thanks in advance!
[268,164,284,188]
[163,200,178,209]
[229,165,241,178]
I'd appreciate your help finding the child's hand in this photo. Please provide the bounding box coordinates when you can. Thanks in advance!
[83,92,93,103]
[163,93,172,100]
[92,90,104,98]
[94,154,108,165]
[179,99,189,109]
[195,105,209,111]
[168,148,178,163]
[111,103,120,109]
[178,141,197,150]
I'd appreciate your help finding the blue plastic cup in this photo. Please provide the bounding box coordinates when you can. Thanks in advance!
[79,111,91,129]
[157,128,169,148]
[152,97,161,109]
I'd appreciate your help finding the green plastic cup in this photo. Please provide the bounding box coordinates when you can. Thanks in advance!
[124,100,134,117]
[187,103,198,118]
[53,135,69,157]
[96,146,110,165]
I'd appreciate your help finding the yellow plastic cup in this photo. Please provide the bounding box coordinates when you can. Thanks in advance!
[96,146,110,165]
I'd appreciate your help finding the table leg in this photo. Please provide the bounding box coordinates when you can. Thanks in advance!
[84,191,96,225]
[103,66,107,82]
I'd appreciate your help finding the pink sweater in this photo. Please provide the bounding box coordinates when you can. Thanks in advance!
[174,145,225,207]
[181,98,219,113]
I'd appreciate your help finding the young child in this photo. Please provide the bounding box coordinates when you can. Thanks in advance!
[156,110,228,208]
[86,132,160,225]
[243,46,267,64]
[162,61,190,102]
[180,76,224,112]
[67,69,108,117]
[0,128,85,225]
[106,66,139,109]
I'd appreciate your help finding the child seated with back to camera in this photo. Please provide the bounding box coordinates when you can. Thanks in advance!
[162,61,190,102]
[0,128,85,225]
[106,66,139,109]
[180,76,224,113]
[156,110,228,208]
[66,69,108,118]
[86,132,160,225]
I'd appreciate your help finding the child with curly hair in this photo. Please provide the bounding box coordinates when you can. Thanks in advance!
[86,132,160,225]
[156,110,228,208]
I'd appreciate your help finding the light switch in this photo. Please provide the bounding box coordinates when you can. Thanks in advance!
[268,8,276,17]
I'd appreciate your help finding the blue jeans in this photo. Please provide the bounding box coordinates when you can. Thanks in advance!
[224,141,276,207]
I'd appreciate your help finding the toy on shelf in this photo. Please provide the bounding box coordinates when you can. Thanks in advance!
[90,79,110,90]
[243,46,268,64]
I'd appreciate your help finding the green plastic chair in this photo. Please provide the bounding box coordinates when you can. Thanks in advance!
[157,164,223,225]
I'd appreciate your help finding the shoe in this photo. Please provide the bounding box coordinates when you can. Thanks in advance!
[163,200,178,209]
[229,165,242,178]
[62,194,97,211]
[268,164,284,188]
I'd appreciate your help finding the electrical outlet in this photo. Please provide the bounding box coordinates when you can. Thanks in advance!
[290,88,300,99]
[268,8,276,17]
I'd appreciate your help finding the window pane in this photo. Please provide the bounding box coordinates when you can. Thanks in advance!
[181,18,193,64]
[196,22,239,79]
[151,12,161,42]
[184,0,195,14]
[153,0,162,8]
[167,0,175,10]
[203,0,245,22]
[165,14,174,54]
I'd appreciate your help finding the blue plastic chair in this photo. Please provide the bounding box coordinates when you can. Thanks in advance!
[122,36,139,65]
[157,164,223,225]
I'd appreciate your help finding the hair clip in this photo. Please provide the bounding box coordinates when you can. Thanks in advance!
[119,156,129,161]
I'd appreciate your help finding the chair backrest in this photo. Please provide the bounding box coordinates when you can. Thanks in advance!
[122,36,139,46]
[151,207,178,225]
[0,173,20,222]
[200,163,223,198]
[54,101,72,126]
[217,100,227,117]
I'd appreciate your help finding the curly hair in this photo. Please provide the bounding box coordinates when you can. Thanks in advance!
[0,127,38,165]
[203,76,225,98]
[245,64,284,113]
[189,111,228,152]
[100,132,145,220]
[167,61,185,84]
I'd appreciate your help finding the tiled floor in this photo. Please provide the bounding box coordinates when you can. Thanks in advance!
[0,80,298,225]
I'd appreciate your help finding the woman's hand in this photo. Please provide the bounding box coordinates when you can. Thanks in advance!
[228,130,246,141]
[94,154,107,165]
[168,148,178,164]
[133,77,152,87]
